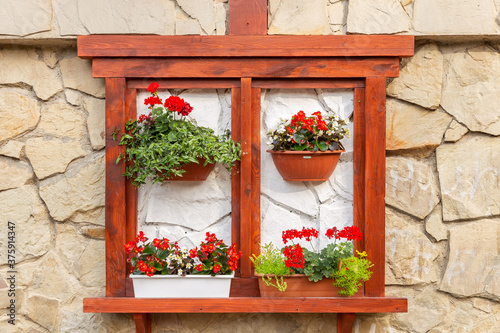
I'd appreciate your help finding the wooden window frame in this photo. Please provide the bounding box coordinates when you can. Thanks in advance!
[78,35,413,333]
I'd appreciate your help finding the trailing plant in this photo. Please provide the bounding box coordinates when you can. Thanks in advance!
[250,243,291,292]
[125,231,241,277]
[251,226,373,296]
[116,82,241,187]
[267,110,349,152]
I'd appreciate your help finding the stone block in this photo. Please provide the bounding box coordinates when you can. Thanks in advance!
[177,0,215,35]
[268,0,331,35]
[444,120,468,143]
[175,20,201,35]
[0,141,25,159]
[26,295,59,331]
[0,90,40,142]
[0,0,51,36]
[387,43,443,110]
[424,206,448,242]
[386,156,440,219]
[441,45,500,135]
[386,99,452,152]
[0,157,32,191]
[347,0,411,34]
[437,135,500,221]
[60,56,105,98]
[83,97,106,150]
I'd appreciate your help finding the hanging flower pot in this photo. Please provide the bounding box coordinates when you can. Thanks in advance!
[267,150,344,181]
[266,110,349,182]
[160,158,215,181]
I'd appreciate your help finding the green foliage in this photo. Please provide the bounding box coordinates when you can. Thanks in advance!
[117,104,241,187]
[250,243,291,292]
[295,242,355,282]
[332,251,374,296]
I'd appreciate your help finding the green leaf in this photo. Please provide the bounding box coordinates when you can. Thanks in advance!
[167,132,177,142]
[317,141,328,151]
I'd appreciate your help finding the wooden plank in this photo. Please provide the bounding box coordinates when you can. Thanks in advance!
[125,88,137,297]
[239,78,253,278]
[337,313,356,333]
[78,35,414,58]
[105,78,127,297]
[251,88,261,261]
[253,79,364,89]
[231,88,241,278]
[92,57,400,79]
[83,297,408,314]
[363,78,386,297]
[134,314,151,333]
[127,79,240,89]
[353,88,365,254]
[229,0,267,35]
[229,277,260,297]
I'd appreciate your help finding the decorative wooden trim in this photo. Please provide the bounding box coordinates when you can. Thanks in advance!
[127,79,241,89]
[77,35,414,58]
[104,78,127,297]
[92,57,400,79]
[363,78,387,297]
[252,79,364,89]
[84,297,408,314]
[229,0,267,35]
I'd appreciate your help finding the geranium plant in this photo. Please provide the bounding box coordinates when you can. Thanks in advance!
[116,82,241,186]
[251,226,373,296]
[267,110,350,151]
[125,231,241,277]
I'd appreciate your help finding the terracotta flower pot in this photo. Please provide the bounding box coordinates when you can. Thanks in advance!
[161,158,215,181]
[256,274,364,297]
[267,150,344,181]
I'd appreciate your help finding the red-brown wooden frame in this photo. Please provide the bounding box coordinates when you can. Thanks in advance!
[79,34,413,333]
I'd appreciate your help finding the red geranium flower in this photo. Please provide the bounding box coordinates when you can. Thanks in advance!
[147,82,159,94]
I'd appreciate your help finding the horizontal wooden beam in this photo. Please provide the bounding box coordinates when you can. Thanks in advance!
[78,35,414,58]
[127,79,241,89]
[252,78,364,89]
[84,297,407,314]
[92,57,400,78]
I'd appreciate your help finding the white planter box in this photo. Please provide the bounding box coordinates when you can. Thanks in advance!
[130,273,234,298]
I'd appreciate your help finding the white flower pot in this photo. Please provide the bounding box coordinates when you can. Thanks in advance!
[130,273,234,298]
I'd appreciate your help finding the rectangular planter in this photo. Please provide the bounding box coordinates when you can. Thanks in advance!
[256,274,364,297]
[130,273,233,298]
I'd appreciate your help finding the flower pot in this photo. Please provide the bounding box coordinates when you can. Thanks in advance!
[267,150,344,181]
[162,158,215,181]
[256,274,363,297]
[130,273,233,298]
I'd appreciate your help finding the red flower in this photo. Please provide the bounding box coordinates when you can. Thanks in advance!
[152,238,161,248]
[205,232,217,243]
[135,231,147,243]
[337,226,363,242]
[147,82,159,94]
[164,96,193,116]
[189,247,198,259]
[195,264,203,272]
[213,263,221,273]
[144,96,162,107]
[124,241,136,254]
[325,227,338,240]
[283,244,305,270]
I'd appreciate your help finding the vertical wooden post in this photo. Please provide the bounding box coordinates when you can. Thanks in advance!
[134,314,151,333]
[251,88,261,259]
[229,0,267,35]
[239,78,253,278]
[353,88,366,254]
[104,77,127,297]
[231,87,242,276]
[363,77,386,297]
[337,313,356,333]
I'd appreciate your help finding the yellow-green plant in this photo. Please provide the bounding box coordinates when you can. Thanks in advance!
[250,243,291,292]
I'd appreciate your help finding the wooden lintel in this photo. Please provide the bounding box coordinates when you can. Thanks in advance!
[92,57,400,79]
[78,35,414,59]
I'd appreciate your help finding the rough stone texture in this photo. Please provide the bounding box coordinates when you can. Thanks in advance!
[440,219,500,301]
[83,97,106,150]
[81,225,105,239]
[60,56,106,98]
[437,135,500,221]
[0,140,24,159]
[214,2,227,35]
[39,153,105,221]
[0,157,33,191]
[441,45,500,135]
[177,0,215,35]
[386,156,440,219]
[0,0,51,36]
[385,209,441,285]
[425,206,448,242]
[55,0,176,35]
[26,295,60,331]
[0,186,52,262]
[444,120,469,143]
[0,90,40,142]
[37,102,87,140]
[387,43,443,110]
[268,0,331,35]
[346,0,411,34]
[175,19,201,35]
[386,99,452,152]
[25,137,87,180]
[0,49,63,100]
[327,1,347,26]
[413,0,497,34]
[72,206,105,226]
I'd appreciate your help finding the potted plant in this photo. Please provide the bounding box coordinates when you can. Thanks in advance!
[266,110,349,181]
[250,226,372,297]
[125,231,241,298]
[116,82,241,186]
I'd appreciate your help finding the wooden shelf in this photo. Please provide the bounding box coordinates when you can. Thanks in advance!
[84,297,407,314]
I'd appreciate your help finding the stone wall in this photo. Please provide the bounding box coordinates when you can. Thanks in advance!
[1,1,500,332]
